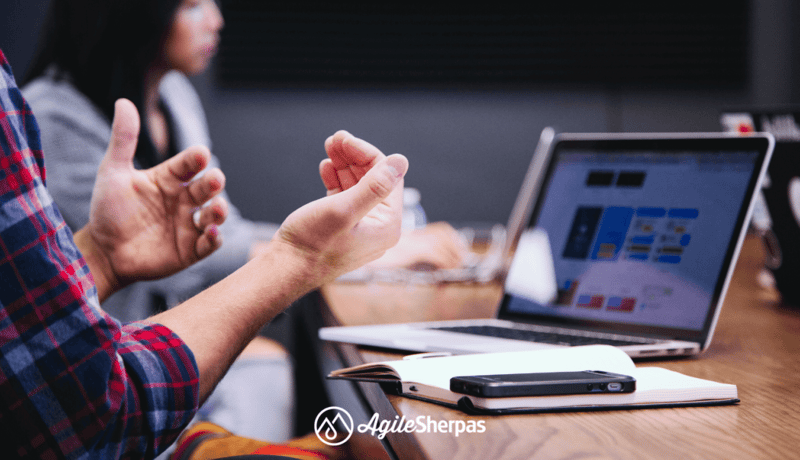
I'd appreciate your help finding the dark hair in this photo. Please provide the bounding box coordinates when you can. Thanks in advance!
[24,0,183,168]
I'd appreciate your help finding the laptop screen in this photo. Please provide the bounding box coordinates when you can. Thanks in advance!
[501,135,771,342]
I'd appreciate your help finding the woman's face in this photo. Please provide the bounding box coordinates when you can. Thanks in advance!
[163,0,224,75]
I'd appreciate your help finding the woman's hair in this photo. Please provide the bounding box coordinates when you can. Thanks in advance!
[24,0,183,168]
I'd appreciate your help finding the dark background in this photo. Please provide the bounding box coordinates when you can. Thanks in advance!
[3,1,800,227]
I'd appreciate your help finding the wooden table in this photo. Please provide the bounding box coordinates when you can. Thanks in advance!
[320,235,800,460]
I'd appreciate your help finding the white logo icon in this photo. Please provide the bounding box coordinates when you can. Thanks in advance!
[314,406,354,446]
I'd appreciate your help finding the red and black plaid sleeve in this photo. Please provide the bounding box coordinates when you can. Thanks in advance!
[0,49,200,459]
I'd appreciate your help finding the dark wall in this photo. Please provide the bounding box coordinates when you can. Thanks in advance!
[3,1,798,226]
[0,0,49,75]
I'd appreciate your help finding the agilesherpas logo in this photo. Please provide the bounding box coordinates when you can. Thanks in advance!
[314,406,486,445]
[315,407,354,446]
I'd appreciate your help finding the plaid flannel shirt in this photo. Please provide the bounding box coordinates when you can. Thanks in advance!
[0,50,199,459]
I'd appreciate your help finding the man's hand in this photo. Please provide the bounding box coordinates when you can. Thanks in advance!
[273,130,408,286]
[153,131,406,399]
[75,99,228,301]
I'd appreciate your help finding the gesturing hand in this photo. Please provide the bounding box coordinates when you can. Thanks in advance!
[76,99,228,300]
[274,130,408,285]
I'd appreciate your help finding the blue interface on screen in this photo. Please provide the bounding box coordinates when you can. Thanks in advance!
[506,150,759,331]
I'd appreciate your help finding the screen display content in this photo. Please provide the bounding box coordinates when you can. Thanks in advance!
[505,149,760,332]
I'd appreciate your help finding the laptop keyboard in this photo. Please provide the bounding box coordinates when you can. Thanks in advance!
[434,325,658,347]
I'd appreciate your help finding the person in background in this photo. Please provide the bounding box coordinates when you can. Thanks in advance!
[23,0,466,444]
[23,0,466,321]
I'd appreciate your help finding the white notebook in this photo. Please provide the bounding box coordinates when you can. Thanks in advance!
[328,345,739,414]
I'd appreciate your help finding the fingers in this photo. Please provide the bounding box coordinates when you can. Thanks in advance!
[185,164,226,206]
[195,223,223,260]
[194,196,228,229]
[334,154,408,223]
[146,144,224,204]
[193,196,227,260]
[433,240,469,269]
[324,133,358,190]
[319,159,341,195]
[102,99,140,168]
[341,134,385,164]
[370,223,469,270]
[161,145,212,184]
[425,222,471,261]
[326,130,369,170]
[324,131,387,191]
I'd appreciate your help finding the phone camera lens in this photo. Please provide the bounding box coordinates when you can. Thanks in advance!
[587,384,594,391]
[599,383,607,391]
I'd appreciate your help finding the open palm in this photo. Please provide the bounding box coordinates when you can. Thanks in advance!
[86,99,228,288]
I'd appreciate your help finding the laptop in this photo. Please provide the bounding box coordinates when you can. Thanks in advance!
[721,108,800,306]
[320,132,774,358]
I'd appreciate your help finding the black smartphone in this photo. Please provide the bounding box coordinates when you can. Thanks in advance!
[450,370,636,398]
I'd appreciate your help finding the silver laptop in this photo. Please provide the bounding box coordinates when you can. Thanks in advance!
[320,132,774,358]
